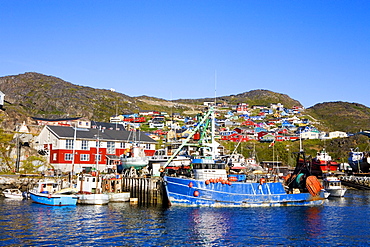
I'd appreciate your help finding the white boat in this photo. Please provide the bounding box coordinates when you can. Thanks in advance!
[120,145,149,170]
[320,189,331,199]
[322,176,347,197]
[102,175,130,202]
[107,192,130,202]
[3,189,23,199]
[149,148,191,176]
[77,193,109,205]
[76,174,109,205]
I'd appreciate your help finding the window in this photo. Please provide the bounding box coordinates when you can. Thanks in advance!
[107,141,115,154]
[81,140,89,150]
[66,139,74,149]
[95,154,101,162]
[65,153,73,161]
[145,143,151,149]
[80,154,89,161]
[120,142,126,149]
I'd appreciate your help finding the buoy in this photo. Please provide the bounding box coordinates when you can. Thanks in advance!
[221,180,225,185]
[188,182,193,188]
[193,191,200,197]
[260,178,266,184]
[205,180,210,185]
[48,194,51,199]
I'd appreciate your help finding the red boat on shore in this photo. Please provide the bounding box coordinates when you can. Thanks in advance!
[311,149,339,176]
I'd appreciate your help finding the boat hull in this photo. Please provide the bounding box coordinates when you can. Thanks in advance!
[326,188,346,197]
[3,189,23,199]
[120,158,149,170]
[77,193,109,205]
[164,176,324,207]
[107,192,130,202]
[29,192,78,206]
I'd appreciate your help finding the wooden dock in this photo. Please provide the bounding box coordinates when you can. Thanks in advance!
[101,176,167,206]
[121,177,167,206]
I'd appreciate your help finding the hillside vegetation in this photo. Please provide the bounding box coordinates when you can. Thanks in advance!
[175,89,302,109]
[0,72,370,169]
[0,72,369,135]
[306,102,370,133]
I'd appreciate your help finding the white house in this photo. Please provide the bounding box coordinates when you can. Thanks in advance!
[35,125,157,173]
[301,130,320,140]
[0,91,4,108]
[320,131,348,140]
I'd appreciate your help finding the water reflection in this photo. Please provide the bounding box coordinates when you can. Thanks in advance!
[188,208,232,246]
[1,190,370,246]
[304,206,324,238]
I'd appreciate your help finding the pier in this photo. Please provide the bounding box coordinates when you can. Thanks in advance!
[1,175,168,206]
[121,177,167,206]
[341,176,370,190]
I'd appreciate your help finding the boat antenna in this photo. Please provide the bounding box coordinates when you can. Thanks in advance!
[214,70,217,106]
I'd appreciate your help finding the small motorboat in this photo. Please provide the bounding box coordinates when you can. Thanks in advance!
[323,176,347,197]
[3,189,23,199]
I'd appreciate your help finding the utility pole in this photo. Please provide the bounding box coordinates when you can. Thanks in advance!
[15,124,21,173]
[71,124,77,175]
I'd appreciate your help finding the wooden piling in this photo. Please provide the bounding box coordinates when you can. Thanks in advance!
[121,177,166,206]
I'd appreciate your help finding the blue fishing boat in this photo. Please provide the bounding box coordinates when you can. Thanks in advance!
[162,107,324,207]
[29,180,78,206]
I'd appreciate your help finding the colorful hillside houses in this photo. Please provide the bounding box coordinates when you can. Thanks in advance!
[259,133,275,142]
[254,127,267,133]
[297,126,321,139]
[235,103,249,114]
[241,120,257,126]
[221,133,255,142]
[281,120,295,128]
[250,115,265,121]
[219,129,236,137]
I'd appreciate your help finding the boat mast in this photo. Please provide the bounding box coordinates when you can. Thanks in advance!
[162,107,214,169]
[211,105,216,160]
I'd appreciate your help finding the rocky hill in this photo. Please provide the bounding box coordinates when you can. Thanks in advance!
[0,72,369,135]
[306,102,370,133]
[174,89,302,109]
[0,72,197,130]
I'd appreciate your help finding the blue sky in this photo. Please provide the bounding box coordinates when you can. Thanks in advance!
[1,1,369,108]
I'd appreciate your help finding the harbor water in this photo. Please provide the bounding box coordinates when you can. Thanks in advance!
[1,189,370,246]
